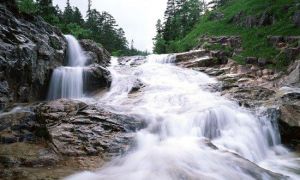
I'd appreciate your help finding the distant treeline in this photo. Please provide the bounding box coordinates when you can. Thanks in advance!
[153,0,228,53]
[17,0,148,56]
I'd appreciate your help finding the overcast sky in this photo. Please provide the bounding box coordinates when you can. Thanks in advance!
[53,0,168,52]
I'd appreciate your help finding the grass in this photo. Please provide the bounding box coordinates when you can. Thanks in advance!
[168,0,300,69]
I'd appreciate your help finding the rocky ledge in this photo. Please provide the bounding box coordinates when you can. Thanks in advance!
[0,99,145,179]
[176,50,300,151]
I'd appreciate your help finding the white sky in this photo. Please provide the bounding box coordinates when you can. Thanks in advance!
[53,0,168,52]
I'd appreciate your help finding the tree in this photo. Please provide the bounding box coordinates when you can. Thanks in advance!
[154,0,204,53]
[88,0,92,14]
[153,19,166,53]
[73,7,84,25]
[18,0,38,14]
[209,0,230,9]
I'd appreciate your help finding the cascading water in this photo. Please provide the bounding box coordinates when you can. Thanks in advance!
[66,54,300,180]
[48,35,86,100]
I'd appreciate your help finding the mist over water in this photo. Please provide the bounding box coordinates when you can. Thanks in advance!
[66,55,300,180]
[48,35,86,100]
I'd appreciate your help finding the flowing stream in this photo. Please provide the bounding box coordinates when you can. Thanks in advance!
[47,35,87,100]
[66,54,300,180]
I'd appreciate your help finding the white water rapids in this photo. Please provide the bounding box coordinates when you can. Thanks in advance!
[66,54,300,180]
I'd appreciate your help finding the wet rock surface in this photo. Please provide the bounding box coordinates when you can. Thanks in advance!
[80,39,110,67]
[36,99,144,157]
[182,55,300,151]
[0,5,67,110]
[83,64,112,93]
[0,99,145,179]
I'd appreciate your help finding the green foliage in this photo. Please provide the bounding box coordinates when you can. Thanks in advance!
[17,0,38,14]
[155,0,300,70]
[17,0,143,56]
[153,0,205,53]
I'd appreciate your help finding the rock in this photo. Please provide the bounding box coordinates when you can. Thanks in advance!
[229,11,244,25]
[244,16,258,28]
[0,1,18,13]
[175,50,210,63]
[130,79,145,93]
[282,60,300,87]
[0,81,10,109]
[177,56,216,68]
[257,58,267,67]
[224,86,275,108]
[258,11,275,26]
[237,65,252,75]
[231,11,275,27]
[211,51,230,64]
[284,36,300,44]
[0,5,67,110]
[245,57,258,65]
[17,86,30,102]
[36,99,145,157]
[208,11,224,21]
[275,87,300,148]
[118,56,147,66]
[293,11,300,27]
[83,64,111,93]
[80,39,110,67]
[267,36,284,47]
[284,47,300,62]
[262,69,274,76]
[0,107,38,144]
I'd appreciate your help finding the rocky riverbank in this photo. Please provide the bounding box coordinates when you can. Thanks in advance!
[175,49,300,151]
[0,4,116,179]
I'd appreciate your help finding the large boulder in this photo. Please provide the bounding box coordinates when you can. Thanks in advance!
[175,50,210,63]
[80,39,110,67]
[279,60,300,87]
[83,64,112,93]
[0,99,146,179]
[275,87,300,149]
[0,5,67,110]
[36,99,145,157]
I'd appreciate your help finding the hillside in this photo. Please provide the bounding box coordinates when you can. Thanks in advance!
[162,0,300,69]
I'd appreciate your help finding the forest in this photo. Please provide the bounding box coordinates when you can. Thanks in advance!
[17,0,148,56]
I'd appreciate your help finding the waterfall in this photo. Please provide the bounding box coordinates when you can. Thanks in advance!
[48,35,86,100]
[66,55,300,180]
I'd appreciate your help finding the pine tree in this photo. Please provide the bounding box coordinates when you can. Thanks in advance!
[88,0,92,13]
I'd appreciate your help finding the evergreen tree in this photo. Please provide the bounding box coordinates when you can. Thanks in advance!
[87,0,92,14]
[154,0,204,53]
[153,19,166,53]
[18,0,38,14]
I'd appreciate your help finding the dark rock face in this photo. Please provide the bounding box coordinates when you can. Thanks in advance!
[275,87,300,149]
[245,57,258,65]
[0,5,67,110]
[230,11,275,27]
[0,107,38,144]
[80,39,110,67]
[83,64,112,93]
[79,40,112,93]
